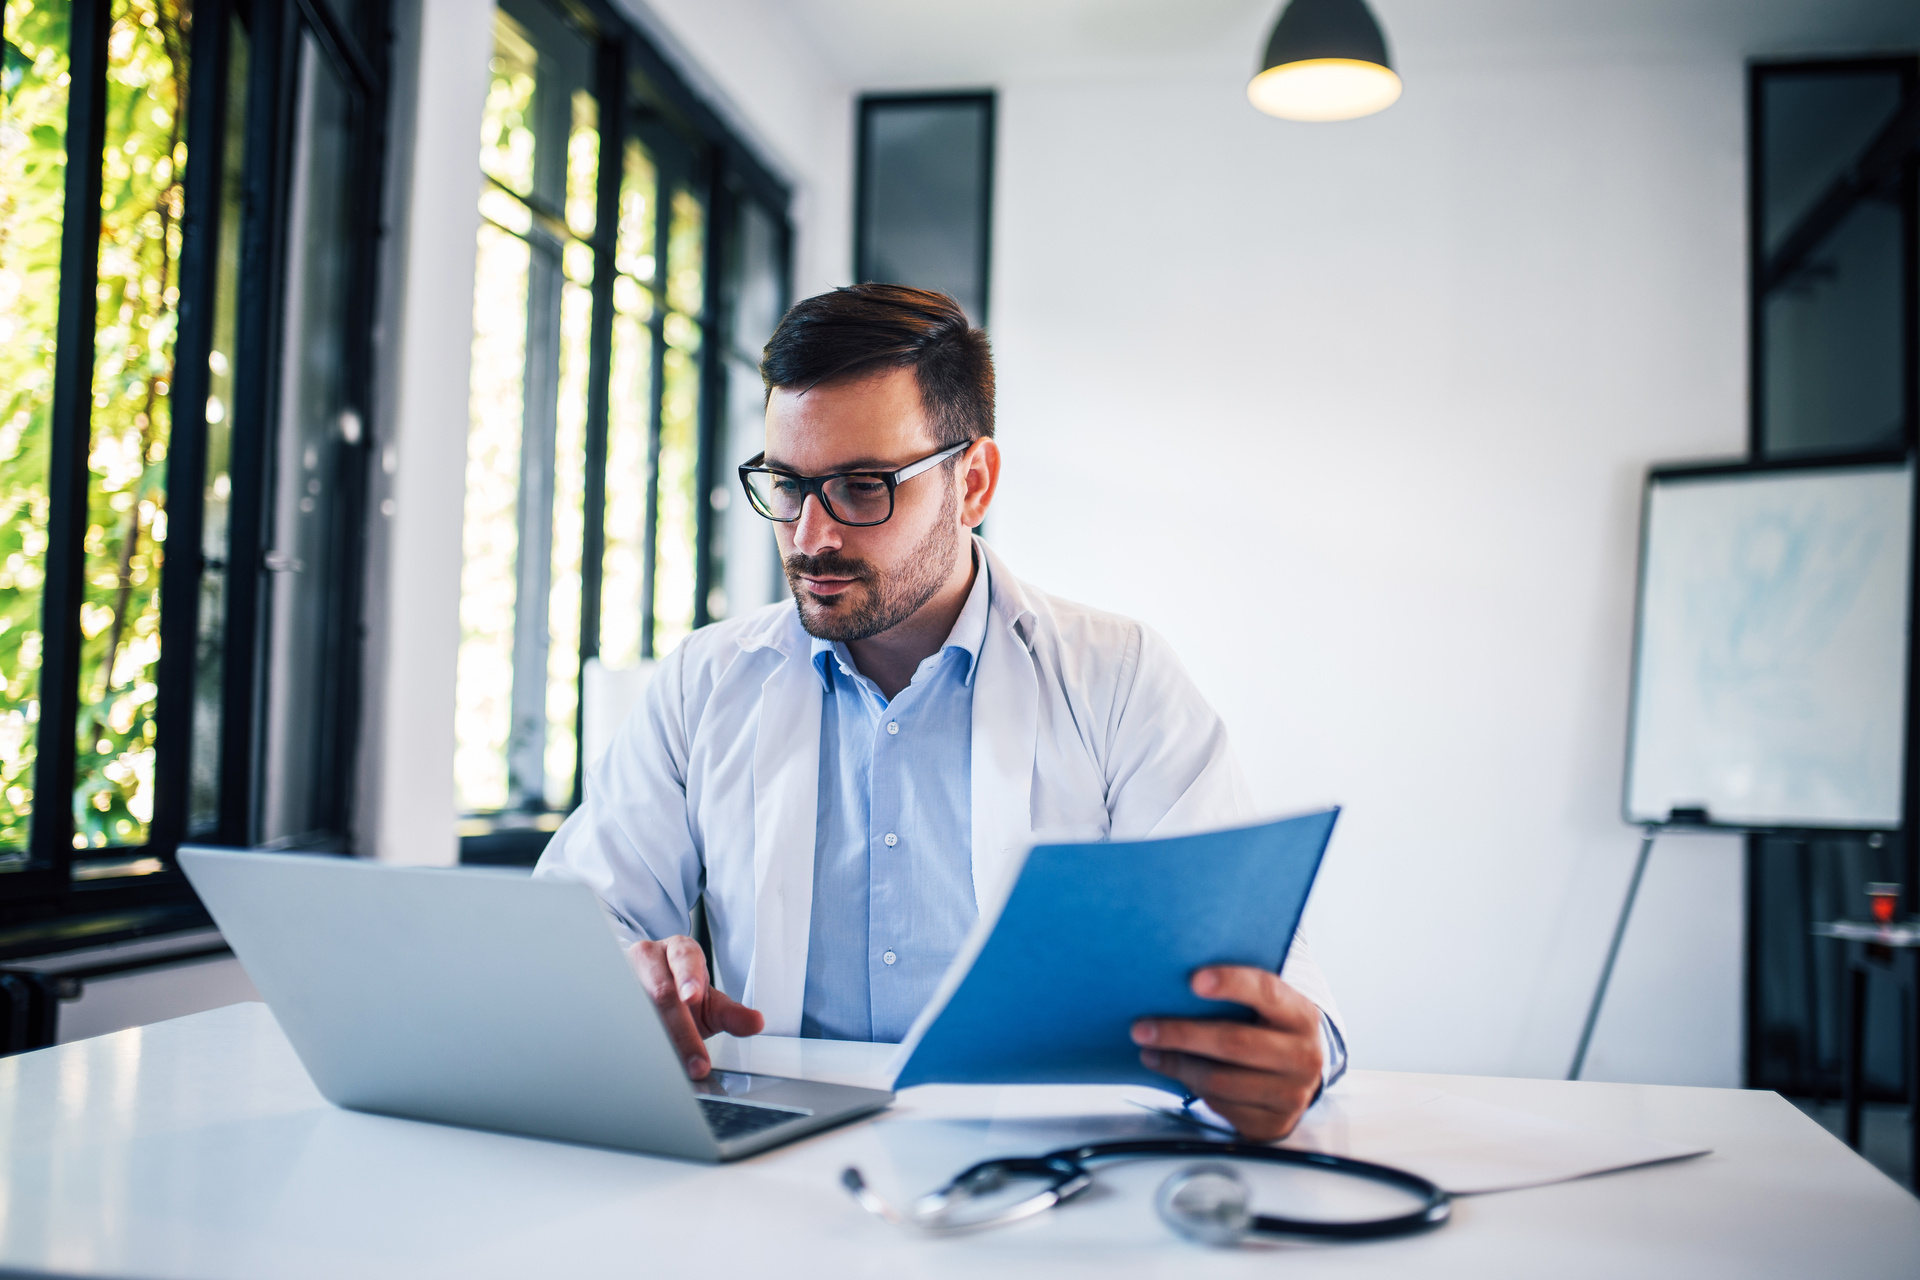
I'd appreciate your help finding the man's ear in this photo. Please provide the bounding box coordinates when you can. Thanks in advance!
[960,438,1000,528]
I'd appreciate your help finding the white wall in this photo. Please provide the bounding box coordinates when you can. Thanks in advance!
[358,0,494,867]
[638,0,1918,1085]
[989,59,1750,1083]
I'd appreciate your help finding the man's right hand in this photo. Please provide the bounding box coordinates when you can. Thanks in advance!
[626,935,764,1079]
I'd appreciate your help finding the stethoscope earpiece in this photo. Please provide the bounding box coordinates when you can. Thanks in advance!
[1154,1162,1254,1246]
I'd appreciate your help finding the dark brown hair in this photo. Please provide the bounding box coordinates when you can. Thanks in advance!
[759,284,994,447]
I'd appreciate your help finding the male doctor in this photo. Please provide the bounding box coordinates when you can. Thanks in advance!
[537,285,1344,1140]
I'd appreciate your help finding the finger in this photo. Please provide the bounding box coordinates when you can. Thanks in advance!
[1139,1048,1317,1116]
[663,937,766,1041]
[1204,1096,1305,1143]
[705,989,766,1038]
[664,936,712,1006]
[1191,967,1320,1032]
[1133,1017,1321,1079]
[629,940,713,1078]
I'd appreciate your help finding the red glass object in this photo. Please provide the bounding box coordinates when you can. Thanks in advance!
[1866,882,1900,925]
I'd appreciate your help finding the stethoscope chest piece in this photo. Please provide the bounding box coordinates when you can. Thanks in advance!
[1155,1162,1254,1246]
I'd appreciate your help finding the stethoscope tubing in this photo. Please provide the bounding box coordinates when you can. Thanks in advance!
[928,1138,1452,1240]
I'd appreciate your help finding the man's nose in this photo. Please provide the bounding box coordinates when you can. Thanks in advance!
[791,494,842,555]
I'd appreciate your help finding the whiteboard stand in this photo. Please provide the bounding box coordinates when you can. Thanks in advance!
[1570,809,1723,1082]
[1569,824,1661,1082]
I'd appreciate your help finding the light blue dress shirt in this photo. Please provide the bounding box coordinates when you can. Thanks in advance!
[791,554,1347,1087]
[799,557,992,1043]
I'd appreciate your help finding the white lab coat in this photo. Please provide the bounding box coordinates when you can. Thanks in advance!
[536,538,1342,1046]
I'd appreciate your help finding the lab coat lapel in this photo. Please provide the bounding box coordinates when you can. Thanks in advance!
[970,540,1038,912]
[745,623,821,1036]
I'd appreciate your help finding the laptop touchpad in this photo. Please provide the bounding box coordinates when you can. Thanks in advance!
[692,1070,813,1114]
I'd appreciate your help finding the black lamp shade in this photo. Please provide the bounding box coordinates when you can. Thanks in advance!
[1249,0,1402,122]
[1260,0,1393,73]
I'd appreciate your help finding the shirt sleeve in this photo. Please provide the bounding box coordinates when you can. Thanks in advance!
[532,646,701,946]
[1103,623,1257,841]
[1280,928,1349,1088]
[1107,622,1350,1082]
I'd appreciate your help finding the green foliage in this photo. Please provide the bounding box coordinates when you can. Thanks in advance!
[480,13,537,197]
[72,0,190,849]
[0,0,190,853]
[0,0,72,850]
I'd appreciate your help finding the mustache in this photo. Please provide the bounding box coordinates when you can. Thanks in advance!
[784,551,874,581]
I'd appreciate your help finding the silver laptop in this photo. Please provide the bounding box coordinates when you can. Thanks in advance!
[178,847,893,1161]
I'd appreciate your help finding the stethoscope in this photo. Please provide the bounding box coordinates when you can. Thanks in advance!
[842,1137,1451,1247]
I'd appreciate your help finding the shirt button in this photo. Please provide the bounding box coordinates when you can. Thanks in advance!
[882,950,897,965]
[886,721,899,735]
[884,832,898,847]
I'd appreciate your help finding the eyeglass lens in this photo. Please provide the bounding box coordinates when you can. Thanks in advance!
[745,471,892,524]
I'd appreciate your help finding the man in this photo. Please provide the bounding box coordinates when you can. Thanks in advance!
[536,285,1344,1140]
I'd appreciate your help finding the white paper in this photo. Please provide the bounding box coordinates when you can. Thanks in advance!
[1277,1078,1709,1194]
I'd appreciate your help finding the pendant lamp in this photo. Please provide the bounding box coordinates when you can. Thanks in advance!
[1248,0,1402,122]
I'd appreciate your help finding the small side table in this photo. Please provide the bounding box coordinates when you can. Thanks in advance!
[1812,920,1920,1190]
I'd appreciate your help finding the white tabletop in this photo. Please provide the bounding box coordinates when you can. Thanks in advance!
[3,1002,1915,1279]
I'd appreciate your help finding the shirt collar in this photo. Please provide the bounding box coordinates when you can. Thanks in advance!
[810,549,992,691]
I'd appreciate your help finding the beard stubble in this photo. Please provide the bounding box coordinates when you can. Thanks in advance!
[785,481,962,643]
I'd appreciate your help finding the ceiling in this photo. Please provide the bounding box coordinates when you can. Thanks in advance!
[770,0,1920,90]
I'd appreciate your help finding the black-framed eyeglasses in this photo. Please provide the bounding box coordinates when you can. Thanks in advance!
[738,442,971,527]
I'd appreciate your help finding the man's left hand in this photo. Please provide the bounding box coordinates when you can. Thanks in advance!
[1131,967,1325,1142]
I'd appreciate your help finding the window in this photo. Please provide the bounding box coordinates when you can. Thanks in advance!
[0,0,388,933]
[455,0,791,837]
[1751,58,1917,459]
[1743,56,1918,1100]
[856,92,995,326]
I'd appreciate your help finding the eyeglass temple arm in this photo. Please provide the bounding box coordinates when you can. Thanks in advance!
[891,441,970,484]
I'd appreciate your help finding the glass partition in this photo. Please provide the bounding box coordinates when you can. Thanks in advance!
[1743,56,1918,1104]
[1753,61,1915,458]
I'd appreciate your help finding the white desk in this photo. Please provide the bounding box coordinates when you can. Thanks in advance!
[2,1003,1915,1279]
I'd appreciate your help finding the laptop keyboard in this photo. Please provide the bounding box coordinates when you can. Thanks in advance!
[698,1097,806,1142]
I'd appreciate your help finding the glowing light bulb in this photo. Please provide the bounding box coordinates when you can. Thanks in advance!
[1248,57,1402,122]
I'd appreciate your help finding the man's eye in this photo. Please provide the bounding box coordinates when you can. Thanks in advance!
[844,479,887,496]
[770,477,802,494]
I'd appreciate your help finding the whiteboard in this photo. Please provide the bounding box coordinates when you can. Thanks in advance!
[1624,461,1913,830]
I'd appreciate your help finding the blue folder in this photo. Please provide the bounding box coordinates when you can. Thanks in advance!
[890,808,1340,1090]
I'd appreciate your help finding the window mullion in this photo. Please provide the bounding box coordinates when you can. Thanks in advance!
[219,0,296,846]
[572,37,621,809]
[691,160,726,632]
[151,0,234,858]
[638,132,670,661]
[507,237,563,807]
[29,0,114,884]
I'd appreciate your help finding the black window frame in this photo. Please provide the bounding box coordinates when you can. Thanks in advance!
[1741,53,1920,1099]
[0,0,390,948]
